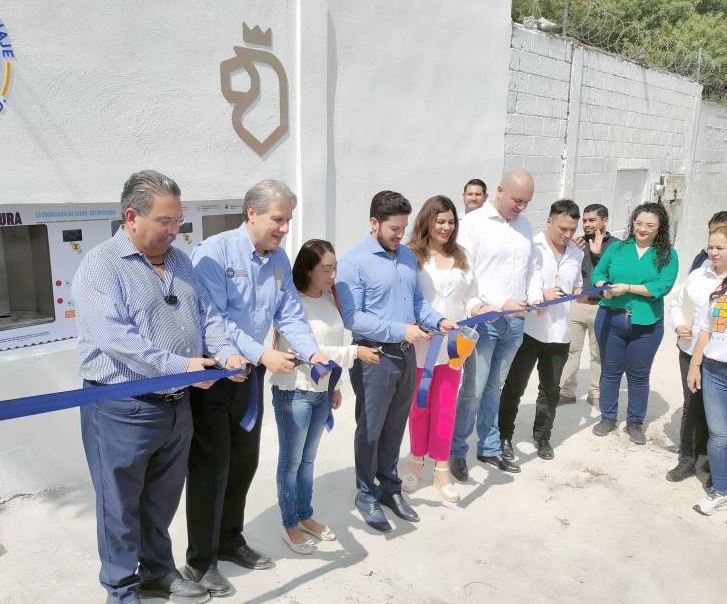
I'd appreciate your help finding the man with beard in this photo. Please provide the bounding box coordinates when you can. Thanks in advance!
[559,203,619,408]
[73,170,247,604]
[336,190,457,532]
[185,180,328,595]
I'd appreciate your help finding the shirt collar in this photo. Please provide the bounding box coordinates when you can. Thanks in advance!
[113,226,145,259]
[365,234,399,258]
[238,223,270,262]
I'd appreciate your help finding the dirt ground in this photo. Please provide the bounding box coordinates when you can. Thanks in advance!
[1,340,725,604]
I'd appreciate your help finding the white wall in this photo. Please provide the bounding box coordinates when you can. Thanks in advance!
[0,1,512,500]
[505,25,703,237]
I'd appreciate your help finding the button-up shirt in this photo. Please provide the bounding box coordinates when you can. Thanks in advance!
[524,232,583,344]
[336,236,443,342]
[458,202,543,309]
[591,238,679,325]
[669,263,725,355]
[72,228,238,388]
[190,224,318,365]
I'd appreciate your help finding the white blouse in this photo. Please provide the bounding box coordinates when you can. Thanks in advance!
[414,255,476,367]
[669,264,725,355]
[268,291,358,392]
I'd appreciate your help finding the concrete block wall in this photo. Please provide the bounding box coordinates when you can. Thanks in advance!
[680,102,727,260]
[505,25,704,239]
[505,26,572,230]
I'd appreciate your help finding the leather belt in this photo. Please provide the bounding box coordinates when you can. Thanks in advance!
[354,340,411,351]
[136,389,187,403]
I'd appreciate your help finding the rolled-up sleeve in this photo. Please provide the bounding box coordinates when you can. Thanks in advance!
[644,250,679,299]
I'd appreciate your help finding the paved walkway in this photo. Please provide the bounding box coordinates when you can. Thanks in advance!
[1,341,725,604]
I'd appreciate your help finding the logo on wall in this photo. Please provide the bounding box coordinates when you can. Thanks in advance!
[220,23,289,156]
[0,19,15,114]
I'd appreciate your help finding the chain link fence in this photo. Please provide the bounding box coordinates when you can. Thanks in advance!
[519,0,727,102]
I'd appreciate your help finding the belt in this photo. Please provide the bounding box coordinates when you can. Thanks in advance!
[354,339,411,351]
[577,298,599,305]
[136,389,187,403]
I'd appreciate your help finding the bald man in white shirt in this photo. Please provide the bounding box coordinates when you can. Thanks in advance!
[450,169,543,480]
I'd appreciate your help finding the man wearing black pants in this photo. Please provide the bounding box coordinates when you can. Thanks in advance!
[186,180,326,595]
[499,200,583,460]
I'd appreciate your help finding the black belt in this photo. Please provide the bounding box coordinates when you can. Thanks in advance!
[136,389,187,403]
[354,339,411,351]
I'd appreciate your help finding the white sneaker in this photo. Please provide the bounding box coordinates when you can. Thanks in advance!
[693,489,727,516]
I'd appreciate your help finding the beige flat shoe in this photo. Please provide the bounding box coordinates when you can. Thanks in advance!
[434,467,460,503]
[299,522,337,541]
[281,529,316,555]
[401,456,425,493]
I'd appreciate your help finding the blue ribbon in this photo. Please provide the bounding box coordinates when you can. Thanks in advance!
[310,361,342,432]
[239,369,260,432]
[0,368,243,422]
[414,285,610,409]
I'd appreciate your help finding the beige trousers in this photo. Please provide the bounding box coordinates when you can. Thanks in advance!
[559,301,600,400]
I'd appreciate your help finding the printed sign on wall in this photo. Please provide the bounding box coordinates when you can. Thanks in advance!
[220,23,289,156]
[0,18,15,114]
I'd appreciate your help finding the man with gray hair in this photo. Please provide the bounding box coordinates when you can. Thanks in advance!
[72,170,247,604]
[186,179,327,591]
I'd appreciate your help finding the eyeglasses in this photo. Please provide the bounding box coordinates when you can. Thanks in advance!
[154,217,185,228]
[634,221,658,231]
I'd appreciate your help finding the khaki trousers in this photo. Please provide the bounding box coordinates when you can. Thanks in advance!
[560,301,600,400]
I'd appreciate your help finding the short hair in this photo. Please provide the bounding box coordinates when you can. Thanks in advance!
[463,178,487,194]
[121,170,181,219]
[583,203,608,219]
[550,199,580,219]
[242,179,297,222]
[708,211,727,227]
[370,190,412,222]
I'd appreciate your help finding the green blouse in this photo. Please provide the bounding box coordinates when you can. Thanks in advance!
[591,238,679,325]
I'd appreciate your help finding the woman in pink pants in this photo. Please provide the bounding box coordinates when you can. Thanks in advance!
[401,195,476,503]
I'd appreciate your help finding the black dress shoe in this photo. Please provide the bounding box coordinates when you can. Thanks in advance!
[355,495,392,532]
[501,439,515,461]
[182,563,235,597]
[666,461,695,482]
[535,439,554,460]
[380,493,419,522]
[218,544,274,570]
[139,570,210,604]
[477,454,521,473]
[450,457,469,482]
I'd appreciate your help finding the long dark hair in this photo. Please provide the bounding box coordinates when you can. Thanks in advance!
[625,202,672,270]
[291,238,341,308]
[407,195,468,270]
[709,225,727,301]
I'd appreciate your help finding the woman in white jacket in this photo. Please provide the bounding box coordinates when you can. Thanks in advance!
[401,196,476,503]
[270,240,380,553]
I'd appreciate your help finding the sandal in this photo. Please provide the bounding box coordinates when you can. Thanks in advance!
[434,466,460,503]
[401,456,425,493]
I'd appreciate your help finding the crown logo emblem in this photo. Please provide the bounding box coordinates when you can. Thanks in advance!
[243,24,272,46]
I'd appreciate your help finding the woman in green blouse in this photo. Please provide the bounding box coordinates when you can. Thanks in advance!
[592,203,679,444]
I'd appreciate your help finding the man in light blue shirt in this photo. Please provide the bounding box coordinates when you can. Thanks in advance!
[186,180,327,591]
[337,190,456,533]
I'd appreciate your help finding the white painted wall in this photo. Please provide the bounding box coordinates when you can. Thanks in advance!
[0,1,511,500]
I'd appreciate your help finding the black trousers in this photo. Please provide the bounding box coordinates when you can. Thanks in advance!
[350,346,416,504]
[186,365,266,571]
[677,350,708,466]
[499,333,570,442]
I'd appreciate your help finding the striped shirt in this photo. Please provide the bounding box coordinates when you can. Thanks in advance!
[72,227,238,390]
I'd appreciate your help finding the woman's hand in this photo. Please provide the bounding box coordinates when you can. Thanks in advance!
[608,283,630,297]
[331,389,342,409]
[687,364,702,393]
[357,345,381,364]
[675,325,691,339]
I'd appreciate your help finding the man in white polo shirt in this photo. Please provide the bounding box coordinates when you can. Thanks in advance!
[450,169,543,480]
[498,199,583,460]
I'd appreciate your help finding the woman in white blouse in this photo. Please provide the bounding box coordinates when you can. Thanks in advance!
[668,225,727,482]
[270,240,380,554]
[687,225,727,515]
[401,196,475,503]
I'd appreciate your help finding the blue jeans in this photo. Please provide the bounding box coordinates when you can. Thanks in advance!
[451,316,525,458]
[594,308,663,424]
[272,387,330,529]
[703,358,727,495]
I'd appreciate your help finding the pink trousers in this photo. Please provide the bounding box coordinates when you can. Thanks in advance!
[408,365,462,461]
